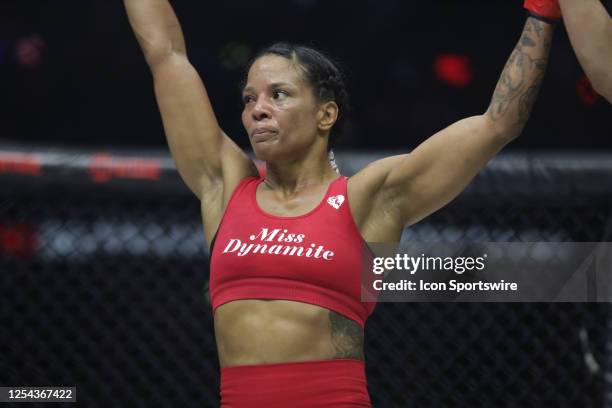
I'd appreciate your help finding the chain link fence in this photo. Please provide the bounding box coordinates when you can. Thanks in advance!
[1,147,610,407]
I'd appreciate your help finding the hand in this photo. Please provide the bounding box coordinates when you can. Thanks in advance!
[524,0,561,22]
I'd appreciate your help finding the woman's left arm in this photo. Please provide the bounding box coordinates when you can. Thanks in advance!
[355,13,556,229]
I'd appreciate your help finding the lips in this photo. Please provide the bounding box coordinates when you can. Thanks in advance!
[251,127,278,142]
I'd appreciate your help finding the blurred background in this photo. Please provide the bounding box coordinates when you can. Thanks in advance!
[0,0,610,150]
[1,1,611,407]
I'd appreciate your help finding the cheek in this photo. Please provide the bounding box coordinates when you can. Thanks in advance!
[294,108,318,132]
[281,104,312,127]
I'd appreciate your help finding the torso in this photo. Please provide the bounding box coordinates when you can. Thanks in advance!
[208,173,401,368]
[214,300,363,367]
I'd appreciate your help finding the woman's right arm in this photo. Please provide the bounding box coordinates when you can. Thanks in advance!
[123,0,257,203]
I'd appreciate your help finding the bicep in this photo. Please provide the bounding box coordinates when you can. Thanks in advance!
[384,115,511,226]
[151,53,256,198]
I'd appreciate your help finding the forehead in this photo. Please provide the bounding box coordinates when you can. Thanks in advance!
[245,55,306,89]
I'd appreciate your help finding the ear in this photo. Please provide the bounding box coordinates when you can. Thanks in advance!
[317,101,339,132]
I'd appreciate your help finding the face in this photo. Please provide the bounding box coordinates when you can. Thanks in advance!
[241,55,322,161]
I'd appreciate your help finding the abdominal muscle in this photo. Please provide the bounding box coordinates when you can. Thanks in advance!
[213,299,364,368]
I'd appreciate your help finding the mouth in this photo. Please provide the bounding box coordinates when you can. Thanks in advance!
[251,128,278,143]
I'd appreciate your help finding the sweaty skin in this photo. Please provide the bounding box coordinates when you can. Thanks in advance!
[124,0,554,369]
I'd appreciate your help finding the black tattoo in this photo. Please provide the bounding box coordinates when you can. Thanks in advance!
[521,35,536,47]
[526,18,544,37]
[534,58,548,71]
[489,17,551,125]
[328,311,364,360]
[517,72,545,124]
[490,48,528,120]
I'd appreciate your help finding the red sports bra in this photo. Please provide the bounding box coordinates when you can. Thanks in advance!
[209,175,376,327]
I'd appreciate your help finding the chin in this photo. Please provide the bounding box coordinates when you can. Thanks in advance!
[251,140,283,162]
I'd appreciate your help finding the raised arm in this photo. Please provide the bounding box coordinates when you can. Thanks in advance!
[351,7,556,237]
[123,0,256,202]
[559,0,612,102]
[485,15,554,138]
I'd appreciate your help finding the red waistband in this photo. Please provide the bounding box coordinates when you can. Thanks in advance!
[220,359,372,408]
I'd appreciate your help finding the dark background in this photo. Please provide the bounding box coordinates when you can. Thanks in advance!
[0,0,610,152]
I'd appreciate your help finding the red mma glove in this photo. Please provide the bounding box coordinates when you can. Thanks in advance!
[524,0,561,23]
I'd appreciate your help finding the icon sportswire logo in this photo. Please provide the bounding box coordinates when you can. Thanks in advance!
[327,195,345,210]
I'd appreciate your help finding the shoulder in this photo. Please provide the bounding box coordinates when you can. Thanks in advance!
[346,154,410,234]
[347,154,411,203]
[224,174,261,202]
[200,174,260,247]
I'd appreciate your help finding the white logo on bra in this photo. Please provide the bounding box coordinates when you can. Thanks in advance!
[222,228,335,260]
[327,195,345,210]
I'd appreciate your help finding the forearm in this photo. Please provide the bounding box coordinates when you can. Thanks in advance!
[559,0,612,100]
[485,17,555,139]
[123,0,187,66]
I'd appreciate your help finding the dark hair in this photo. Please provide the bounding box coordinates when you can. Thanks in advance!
[244,42,350,149]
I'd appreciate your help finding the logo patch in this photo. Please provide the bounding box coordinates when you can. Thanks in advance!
[327,195,345,210]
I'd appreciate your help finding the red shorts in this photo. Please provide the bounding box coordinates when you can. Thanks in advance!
[219,359,372,407]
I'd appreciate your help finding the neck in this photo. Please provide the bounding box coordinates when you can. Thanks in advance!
[264,151,338,195]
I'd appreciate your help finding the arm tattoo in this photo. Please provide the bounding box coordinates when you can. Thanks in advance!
[518,70,545,124]
[489,17,553,128]
[490,48,529,120]
[521,35,536,48]
[525,18,544,37]
[328,311,364,360]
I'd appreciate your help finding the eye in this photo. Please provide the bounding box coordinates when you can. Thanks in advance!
[272,89,288,100]
[242,94,255,104]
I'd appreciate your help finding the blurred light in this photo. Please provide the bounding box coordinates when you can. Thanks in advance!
[15,33,46,70]
[0,153,42,176]
[433,53,474,88]
[89,153,161,183]
[576,74,599,106]
[0,223,38,259]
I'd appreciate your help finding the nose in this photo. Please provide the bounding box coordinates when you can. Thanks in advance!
[252,97,272,121]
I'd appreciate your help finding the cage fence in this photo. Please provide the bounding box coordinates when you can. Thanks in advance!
[1,146,611,407]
